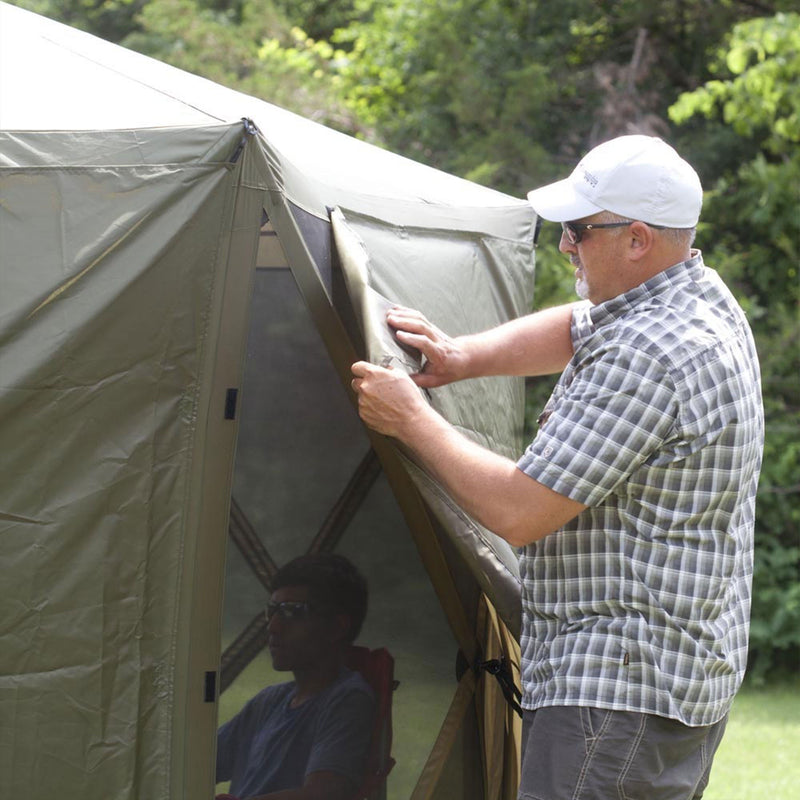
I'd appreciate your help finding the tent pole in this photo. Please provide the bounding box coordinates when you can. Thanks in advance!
[219,613,269,693]
[308,448,381,554]
[229,496,278,590]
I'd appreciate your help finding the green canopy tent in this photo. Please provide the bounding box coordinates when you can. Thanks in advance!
[0,3,538,798]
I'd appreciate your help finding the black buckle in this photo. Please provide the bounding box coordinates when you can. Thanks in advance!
[476,656,523,717]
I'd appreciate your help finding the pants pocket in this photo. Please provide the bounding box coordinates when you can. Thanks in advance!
[580,706,613,741]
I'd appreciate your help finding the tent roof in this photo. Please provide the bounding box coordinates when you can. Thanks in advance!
[0,1,527,218]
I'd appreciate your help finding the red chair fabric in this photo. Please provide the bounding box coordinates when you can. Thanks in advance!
[345,646,398,800]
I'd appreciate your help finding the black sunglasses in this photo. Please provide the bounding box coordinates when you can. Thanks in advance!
[561,220,665,245]
[265,600,316,622]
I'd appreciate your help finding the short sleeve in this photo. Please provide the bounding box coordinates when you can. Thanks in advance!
[518,342,678,506]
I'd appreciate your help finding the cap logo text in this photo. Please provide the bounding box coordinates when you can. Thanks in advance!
[582,169,598,188]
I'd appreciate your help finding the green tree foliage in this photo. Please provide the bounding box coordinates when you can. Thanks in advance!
[122,0,360,131]
[330,0,795,196]
[333,0,561,191]
[670,12,800,681]
[9,0,145,41]
[270,0,358,42]
[8,0,361,131]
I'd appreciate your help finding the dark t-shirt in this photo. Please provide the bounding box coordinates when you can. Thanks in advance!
[216,668,374,797]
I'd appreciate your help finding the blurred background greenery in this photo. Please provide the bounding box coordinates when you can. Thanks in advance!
[8,0,797,794]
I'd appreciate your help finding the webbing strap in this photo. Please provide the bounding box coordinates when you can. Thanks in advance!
[476,657,522,718]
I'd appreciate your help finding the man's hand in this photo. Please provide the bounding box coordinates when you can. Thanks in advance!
[351,360,429,439]
[386,306,470,388]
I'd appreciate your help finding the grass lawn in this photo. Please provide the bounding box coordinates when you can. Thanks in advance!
[702,679,800,800]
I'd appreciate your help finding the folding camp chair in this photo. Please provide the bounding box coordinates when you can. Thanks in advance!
[345,645,398,800]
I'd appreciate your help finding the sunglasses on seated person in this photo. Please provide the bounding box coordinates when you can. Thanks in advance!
[561,219,665,245]
[265,600,318,622]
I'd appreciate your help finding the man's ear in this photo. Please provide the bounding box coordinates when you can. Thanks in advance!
[628,220,655,261]
[327,612,352,646]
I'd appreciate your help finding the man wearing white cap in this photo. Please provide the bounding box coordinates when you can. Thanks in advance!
[351,135,764,799]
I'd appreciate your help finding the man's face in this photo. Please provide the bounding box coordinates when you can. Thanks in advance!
[267,585,334,672]
[559,216,629,304]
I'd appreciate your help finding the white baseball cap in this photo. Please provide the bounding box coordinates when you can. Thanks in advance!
[526,135,703,228]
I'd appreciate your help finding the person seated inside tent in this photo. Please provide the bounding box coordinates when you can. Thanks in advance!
[216,553,375,800]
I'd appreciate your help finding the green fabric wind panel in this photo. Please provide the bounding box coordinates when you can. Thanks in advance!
[331,206,537,637]
[0,123,261,800]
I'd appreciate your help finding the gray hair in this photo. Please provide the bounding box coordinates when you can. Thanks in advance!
[599,211,695,248]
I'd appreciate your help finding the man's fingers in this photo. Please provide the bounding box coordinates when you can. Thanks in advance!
[351,360,374,379]
[388,304,425,318]
[348,358,426,439]
[350,362,370,395]
[394,328,438,357]
[387,308,436,336]
[351,361,399,393]
[409,372,437,389]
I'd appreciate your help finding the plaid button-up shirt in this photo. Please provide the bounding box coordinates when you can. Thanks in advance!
[517,253,763,726]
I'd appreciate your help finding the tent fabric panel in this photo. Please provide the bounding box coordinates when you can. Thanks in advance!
[0,124,252,799]
[271,149,528,225]
[331,207,537,636]
[332,206,535,458]
[328,204,532,797]
[474,596,522,800]
[403,460,522,638]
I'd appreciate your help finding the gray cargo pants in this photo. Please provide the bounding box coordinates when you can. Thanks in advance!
[518,706,728,800]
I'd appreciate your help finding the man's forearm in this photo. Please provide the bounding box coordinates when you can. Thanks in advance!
[351,301,586,544]
[397,402,585,547]
[460,302,577,379]
[386,302,576,389]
